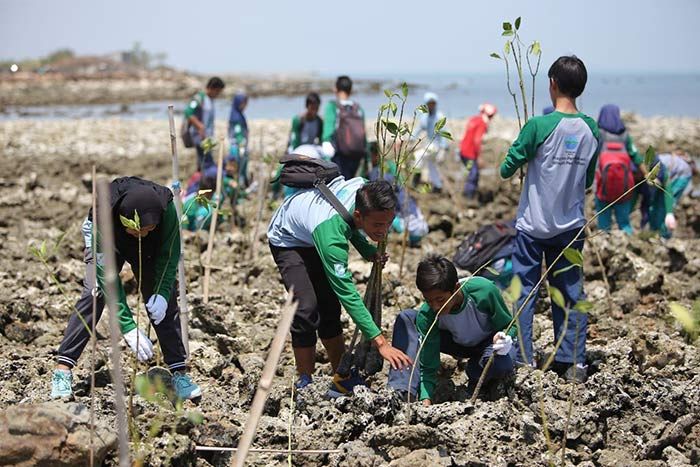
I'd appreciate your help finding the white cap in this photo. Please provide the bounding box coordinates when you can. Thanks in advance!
[424,92,438,103]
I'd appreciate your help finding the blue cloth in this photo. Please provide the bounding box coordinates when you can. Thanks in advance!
[597,104,626,135]
[228,93,248,135]
[542,106,555,116]
[462,158,479,198]
[595,197,633,235]
[512,228,587,365]
[196,145,213,171]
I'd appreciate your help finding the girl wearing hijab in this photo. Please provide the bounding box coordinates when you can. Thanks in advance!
[595,104,646,234]
[228,92,250,187]
[51,177,200,401]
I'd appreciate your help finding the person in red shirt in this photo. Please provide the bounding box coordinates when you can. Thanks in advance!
[460,103,497,198]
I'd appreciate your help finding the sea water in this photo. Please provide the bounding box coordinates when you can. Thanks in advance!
[2,72,699,121]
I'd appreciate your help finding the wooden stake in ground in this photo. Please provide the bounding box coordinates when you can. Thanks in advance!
[167,105,190,356]
[248,162,271,262]
[96,179,130,467]
[232,291,298,467]
[89,165,97,467]
[203,140,225,303]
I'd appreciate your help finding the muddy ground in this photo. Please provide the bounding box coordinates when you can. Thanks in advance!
[0,116,699,466]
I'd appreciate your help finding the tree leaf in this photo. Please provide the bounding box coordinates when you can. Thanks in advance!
[515,17,521,30]
[552,263,579,278]
[119,215,137,230]
[133,210,140,229]
[486,267,501,276]
[490,52,502,60]
[187,411,205,425]
[39,240,47,259]
[669,302,697,334]
[383,119,399,136]
[647,162,661,181]
[504,41,511,55]
[503,22,512,31]
[644,145,655,168]
[573,300,594,313]
[548,286,566,309]
[563,247,584,267]
[506,276,522,303]
[502,30,514,37]
[418,104,429,114]
[531,41,541,56]
[401,82,408,98]
[434,116,446,132]
[438,130,453,141]
[384,89,393,99]
[390,101,398,116]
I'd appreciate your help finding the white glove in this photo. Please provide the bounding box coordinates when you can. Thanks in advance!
[123,328,154,362]
[492,331,513,356]
[322,141,336,158]
[146,294,167,325]
[665,213,677,230]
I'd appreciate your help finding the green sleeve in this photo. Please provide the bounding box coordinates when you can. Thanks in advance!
[626,135,643,166]
[153,201,181,299]
[93,225,136,334]
[500,118,539,179]
[416,302,440,401]
[464,277,517,338]
[349,230,377,260]
[583,115,601,189]
[311,215,381,340]
[288,115,301,150]
[183,91,202,119]
[322,101,337,143]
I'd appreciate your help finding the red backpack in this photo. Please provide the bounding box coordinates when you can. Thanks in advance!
[334,102,366,159]
[595,140,634,203]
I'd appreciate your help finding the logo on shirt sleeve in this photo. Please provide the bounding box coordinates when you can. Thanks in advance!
[334,263,347,277]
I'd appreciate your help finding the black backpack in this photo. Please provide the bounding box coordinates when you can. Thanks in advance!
[277,153,355,228]
[453,221,517,272]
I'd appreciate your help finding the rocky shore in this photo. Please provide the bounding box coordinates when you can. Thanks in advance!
[0,115,699,466]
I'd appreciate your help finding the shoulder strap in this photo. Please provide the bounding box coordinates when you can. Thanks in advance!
[315,182,356,230]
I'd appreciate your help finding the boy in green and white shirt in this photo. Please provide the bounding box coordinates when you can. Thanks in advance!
[267,178,412,388]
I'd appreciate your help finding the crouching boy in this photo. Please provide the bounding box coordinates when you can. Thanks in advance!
[388,255,516,404]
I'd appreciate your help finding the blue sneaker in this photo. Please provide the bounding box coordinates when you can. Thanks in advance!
[51,369,73,399]
[331,368,367,394]
[172,372,202,400]
[295,374,312,390]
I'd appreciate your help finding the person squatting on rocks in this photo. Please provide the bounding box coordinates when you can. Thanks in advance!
[52,177,201,400]
[594,104,647,235]
[388,255,516,404]
[367,142,429,247]
[228,92,250,188]
[658,148,695,206]
[459,103,497,199]
[411,92,450,193]
[500,56,599,382]
[267,178,412,390]
[185,77,225,171]
[288,92,324,153]
[321,75,368,180]
[182,166,218,232]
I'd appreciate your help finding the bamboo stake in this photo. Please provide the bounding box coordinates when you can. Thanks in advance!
[167,105,190,356]
[89,165,97,467]
[203,139,225,303]
[248,163,270,262]
[232,291,298,467]
[200,447,340,454]
[96,179,130,467]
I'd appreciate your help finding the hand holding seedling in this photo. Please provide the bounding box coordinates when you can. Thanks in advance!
[146,294,167,325]
[373,334,412,370]
[492,331,513,356]
[123,328,154,362]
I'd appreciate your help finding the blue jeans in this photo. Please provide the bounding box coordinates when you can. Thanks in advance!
[595,197,633,235]
[512,229,587,365]
[462,158,479,198]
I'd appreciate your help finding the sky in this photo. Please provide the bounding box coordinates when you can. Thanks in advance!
[1,0,699,75]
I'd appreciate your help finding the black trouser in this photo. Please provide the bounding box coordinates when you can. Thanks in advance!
[332,153,362,180]
[196,144,213,171]
[56,248,187,372]
[270,243,342,347]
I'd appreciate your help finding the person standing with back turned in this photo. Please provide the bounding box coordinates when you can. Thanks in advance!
[500,56,599,383]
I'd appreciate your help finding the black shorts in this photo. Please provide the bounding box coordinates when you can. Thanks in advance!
[270,243,343,347]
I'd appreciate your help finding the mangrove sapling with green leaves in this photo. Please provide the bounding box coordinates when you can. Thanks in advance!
[669,301,700,343]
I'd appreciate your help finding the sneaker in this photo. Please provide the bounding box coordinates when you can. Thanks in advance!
[563,364,588,383]
[295,374,312,390]
[172,372,202,400]
[51,369,73,399]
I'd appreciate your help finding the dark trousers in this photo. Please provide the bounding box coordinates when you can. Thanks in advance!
[332,154,362,180]
[270,243,342,347]
[57,248,187,372]
[462,158,479,198]
[511,229,587,366]
[196,144,214,171]
[439,330,515,382]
